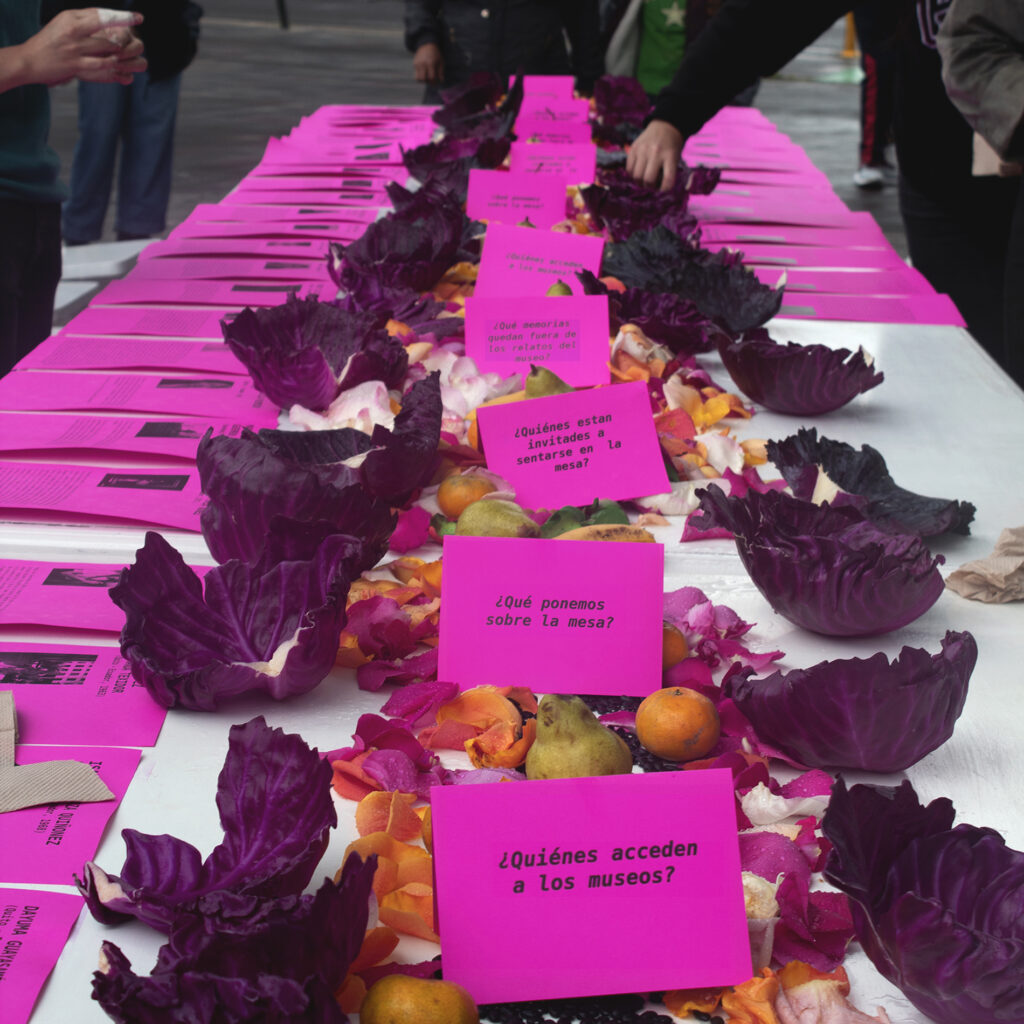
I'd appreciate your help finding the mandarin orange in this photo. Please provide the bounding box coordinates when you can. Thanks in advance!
[635,686,720,762]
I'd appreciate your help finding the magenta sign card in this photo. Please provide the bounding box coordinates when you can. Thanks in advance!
[517,96,591,123]
[0,460,205,532]
[514,119,593,146]
[474,222,604,298]
[0,889,83,1024]
[437,535,662,695]
[18,336,243,374]
[477,381,669,509]
[126,256,329,282]
[464,294,609,386]
[0,744,141,884]
[431,770,749,1004]
[466,170,569,229]
[65,306,228,339]
[520,74,575,99]
[508,141,597,181]
[0,558,211,633]
[1,642,166,747]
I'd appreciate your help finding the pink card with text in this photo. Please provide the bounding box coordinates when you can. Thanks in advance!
[752,265,935,296]
[65,306,228,339]
[126,256,329,282]
[508,141,597,181]
[0,558,211,633]
[466,170,570,228]
[701,222,889,249]
[137,237,328,262]
[18,335,243,374]
[517,96,591,123]
[776,291,965,325]
[0,460,205,532]
[0,889,84,1024]
[513,119,593,145]
[0,744,141,884]
[475,222,604,297]
[464,294,610,386]
[0,412,246,461]
[431,770,749,1004]
[92,278,305,307]
[477,381,669,508]
[736,244,910,270]
[1,642,166,747]
[520,75,575,99]
[437,535,662,695]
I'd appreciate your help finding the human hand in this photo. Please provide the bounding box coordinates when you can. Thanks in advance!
[10,8,145,89]
[413,42,444,83]
[626,119,684,192]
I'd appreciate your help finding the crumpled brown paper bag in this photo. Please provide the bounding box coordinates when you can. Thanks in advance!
[945,526,1024,603]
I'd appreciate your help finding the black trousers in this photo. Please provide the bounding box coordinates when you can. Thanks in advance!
[0,199,62,378]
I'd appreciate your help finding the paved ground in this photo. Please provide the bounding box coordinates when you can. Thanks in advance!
[47,3,904,321]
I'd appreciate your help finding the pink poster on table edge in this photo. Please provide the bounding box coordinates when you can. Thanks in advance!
[466,169,570,229]
[775,291,965,325]
[18,335,244,375]
[1,641,166,747]
[431,769,749,1005]
[0,744,141,885]
[0,888,84,1024]
[464,294,610,386]
[477,380,669,509]
[437,534,663,695]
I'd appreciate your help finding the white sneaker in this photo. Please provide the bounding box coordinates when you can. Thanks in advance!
[853,165,885,189]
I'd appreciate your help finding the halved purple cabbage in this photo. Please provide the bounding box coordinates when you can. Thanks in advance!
[592,75,653,127]
[110,531,364,709]
[221,296,406,412]
[718,328,883,415]
[92,861,374,1024]
[690,487,945,636]
[78,716,338,928]
[578,180,698,241]
[401,136,511,199]
[767,428,975,536]
[431,71,522,136]
[602,226,783,333]
[196,429,396,566]
[728,631,976,771]
[823,779,1024,1024]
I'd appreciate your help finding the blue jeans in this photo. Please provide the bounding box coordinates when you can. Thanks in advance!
[62,71,181,243]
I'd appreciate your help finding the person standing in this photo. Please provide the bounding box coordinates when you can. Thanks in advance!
[60,0,201,245]
[404,0,603,102]
[0,4,145,377]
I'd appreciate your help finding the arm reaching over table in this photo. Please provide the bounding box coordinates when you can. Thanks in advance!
[0,6,145,92]
[627,0,853,190]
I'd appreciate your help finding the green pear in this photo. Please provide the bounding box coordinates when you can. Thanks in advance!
[525,695,634,780]
[525,363,574,399]
[455,498,539,538]
[545,279,573,297]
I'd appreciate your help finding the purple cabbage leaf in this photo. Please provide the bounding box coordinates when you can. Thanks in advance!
[592,75,653,127]
[110,531,365,709]
[78,716,339,929]
[823,778,1024,1024]
[718,328,884,415]
[601,226,783,333]
[689,487,945,637]
[221,296,407,412]
[728,631,976,771]
[197,428,396,565]
[767,427,975,536]
[578,180,698,242]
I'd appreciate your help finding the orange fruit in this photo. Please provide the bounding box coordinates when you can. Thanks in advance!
[436,473,497,520]
[359,974,479,1024]
[662,622,689,669]
[635,686,720,762]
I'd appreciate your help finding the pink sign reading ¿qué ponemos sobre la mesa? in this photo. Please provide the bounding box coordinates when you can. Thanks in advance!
[437,534,663,696]
[465,169,571,229]
[463,294,610,387]
[431,769,751,1005]
[474,222,604,298]
[0,889,84,1024]
[476,380,670,510]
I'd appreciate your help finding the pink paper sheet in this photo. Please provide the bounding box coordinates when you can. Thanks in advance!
[236,175,391,193]
[170,220,363,242]
[776,291,966,325]
[91,278,334,307]
[0,558,210,633]
[517,96,591,123]
[437,535,663,695]
[63,307,229,339]
[691,194,860,229]
[520,74,575,99]
[754,265,935,296]
[737,243,911,269]
[718,167,832,188]
[1,642,166,747]
[0,371,279,424]
[180,202,377,224]
[477,381,669,508]
[474,222,604,297]
[136,238,330,261]
[464,294,610,385]
[223,188,382,206]
[466,169,570,228]
[0,413,245,460]
[125,256,330,282]
[0,460,205,532]
[0,744,141,884]
[18,335,243,374]
[701,222,889,248]
[431,769,749,1004]
[513,119,593,145]
[507,142,597,182]
[0,889,84,1024]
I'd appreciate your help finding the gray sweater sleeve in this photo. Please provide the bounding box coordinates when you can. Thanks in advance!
[938,0,1024,162]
